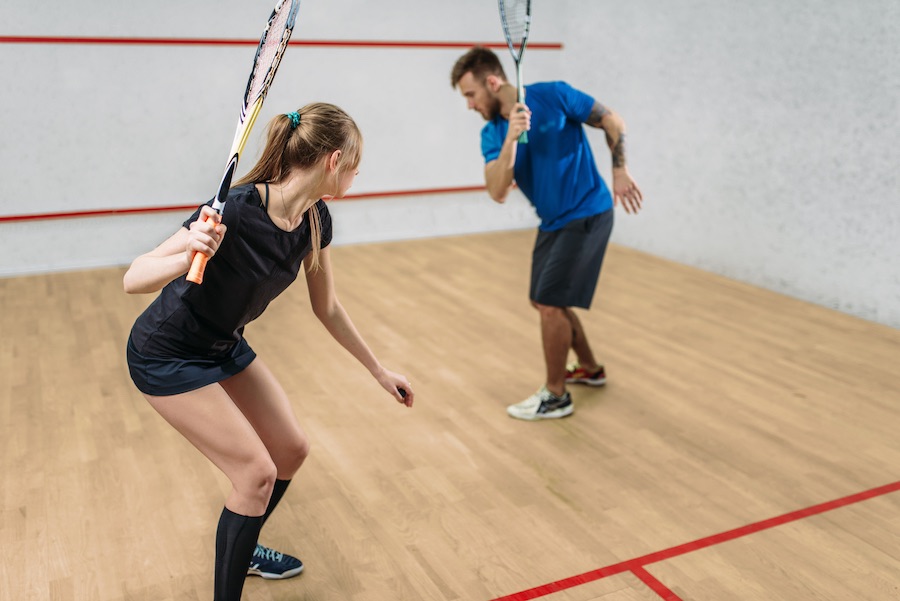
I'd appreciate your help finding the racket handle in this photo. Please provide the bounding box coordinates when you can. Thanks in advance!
[186,210,216,285]
[186,251,208,284]
[516,107,528,144]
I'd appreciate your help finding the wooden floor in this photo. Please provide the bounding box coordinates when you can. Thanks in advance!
[2,229,900,601]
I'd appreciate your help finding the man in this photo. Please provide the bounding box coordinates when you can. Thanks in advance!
[450,46,643,420]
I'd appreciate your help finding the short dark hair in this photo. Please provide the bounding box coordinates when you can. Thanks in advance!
[450,46,508,88]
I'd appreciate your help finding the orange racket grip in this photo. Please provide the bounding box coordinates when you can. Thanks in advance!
[185,211,219,285]
[186,251,209,284]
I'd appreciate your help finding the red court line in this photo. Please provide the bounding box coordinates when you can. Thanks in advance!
[631,566,684,601]
[0,204,200,224]
[0,185,487,224]
[0,35,562,50]
[489,480,900,601]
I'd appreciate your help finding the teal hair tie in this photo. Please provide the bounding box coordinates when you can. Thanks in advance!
[285,111,301,129]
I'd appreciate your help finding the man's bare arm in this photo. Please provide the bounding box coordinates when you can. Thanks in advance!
[485,156,515,203]
[586,101,627,168]
[586,101,643,214]
[484,101,531,203]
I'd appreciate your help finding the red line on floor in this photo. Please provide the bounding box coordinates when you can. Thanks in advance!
[631,566,684,601]
[0,185,487,224]
[0,35,562,50]
[489,480,900,601]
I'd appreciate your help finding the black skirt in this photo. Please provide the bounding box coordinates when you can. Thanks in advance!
[126,335,256,396]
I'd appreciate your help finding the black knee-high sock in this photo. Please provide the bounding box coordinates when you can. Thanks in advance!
[214,508,263,601]
[261,479,291,527]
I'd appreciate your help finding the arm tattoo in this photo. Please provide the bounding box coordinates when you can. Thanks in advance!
[587,101,626,167]
[586,102,610,128]
[611,134,626,168]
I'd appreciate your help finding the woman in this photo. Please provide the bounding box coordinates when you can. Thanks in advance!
[124,102,414,601]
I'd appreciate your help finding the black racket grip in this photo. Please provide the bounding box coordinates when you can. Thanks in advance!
[398,388,407,398]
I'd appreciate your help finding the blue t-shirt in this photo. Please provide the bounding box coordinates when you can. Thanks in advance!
[481,81,613,231]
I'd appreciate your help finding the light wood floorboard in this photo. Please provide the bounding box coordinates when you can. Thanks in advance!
[2,229,899,600]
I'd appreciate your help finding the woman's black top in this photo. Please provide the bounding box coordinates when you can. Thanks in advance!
[129,183,332,361]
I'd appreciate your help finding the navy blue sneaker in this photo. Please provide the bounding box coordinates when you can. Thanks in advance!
[247,544,304,579]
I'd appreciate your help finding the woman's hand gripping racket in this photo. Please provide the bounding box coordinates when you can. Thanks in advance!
[186,0,301,284]
[498,0,532,144]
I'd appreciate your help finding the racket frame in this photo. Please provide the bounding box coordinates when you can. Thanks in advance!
[499,0,532,144]
[187,0,300,284]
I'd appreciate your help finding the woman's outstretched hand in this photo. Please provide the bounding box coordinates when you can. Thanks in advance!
[378,369,414,407]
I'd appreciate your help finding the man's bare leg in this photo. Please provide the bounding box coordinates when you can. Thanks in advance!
[565,308,601,372]
[536,303,571,397]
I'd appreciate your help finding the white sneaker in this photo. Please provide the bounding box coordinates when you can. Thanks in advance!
[507,387,574,420]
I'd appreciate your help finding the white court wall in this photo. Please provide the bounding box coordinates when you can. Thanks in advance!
[0,0,557,274]
[1,0,898,328]
[562,0,900,328]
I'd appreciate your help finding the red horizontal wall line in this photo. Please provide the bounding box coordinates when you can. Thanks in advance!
[0,185,487,224]
[489,479,900,601]
[0,35,562,50]
[339,184,486,200]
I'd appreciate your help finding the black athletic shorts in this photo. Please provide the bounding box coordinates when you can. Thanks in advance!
[529,209,614,309]
[126,335,257,396]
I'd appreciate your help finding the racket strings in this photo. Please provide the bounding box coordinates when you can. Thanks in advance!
[247,3,295,102]
[500,0,530,55]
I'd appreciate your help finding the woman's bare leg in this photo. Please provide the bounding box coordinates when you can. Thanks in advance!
[145,382,277,600]
[219,358,310,481]
[145,384,276,515]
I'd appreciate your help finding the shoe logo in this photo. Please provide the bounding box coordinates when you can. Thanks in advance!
[539,395,570,413]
